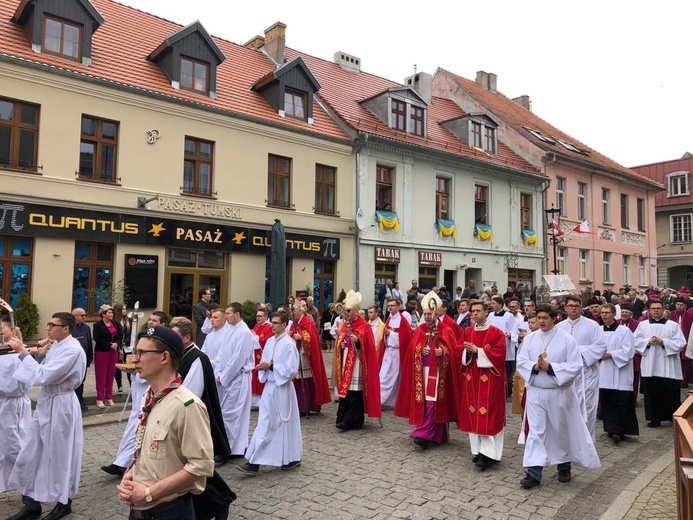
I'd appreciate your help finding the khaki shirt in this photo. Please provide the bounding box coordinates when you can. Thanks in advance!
[132,385,214,510]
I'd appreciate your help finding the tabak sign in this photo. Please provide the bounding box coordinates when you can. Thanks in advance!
[374,246,400,264]
[418,250,442,267]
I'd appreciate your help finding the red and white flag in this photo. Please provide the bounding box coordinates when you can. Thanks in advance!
[550,219,564,237]
[573,220,595,234]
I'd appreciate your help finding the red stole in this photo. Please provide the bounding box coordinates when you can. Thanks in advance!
[290,315,332,406]
[395,323,459,426]
[334,317,381,418]
[378,313,413,371]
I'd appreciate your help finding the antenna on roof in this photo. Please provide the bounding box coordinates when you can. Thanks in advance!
[413,64,417,74]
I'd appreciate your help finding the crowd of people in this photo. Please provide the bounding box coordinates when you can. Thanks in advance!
[0,280,691,518]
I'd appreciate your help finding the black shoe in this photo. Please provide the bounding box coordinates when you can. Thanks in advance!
[80,403,88,412]
[335,422,346,430]
[520,475,540,489]
[647,420,661,428]
[281,460,301,471]
[412,437,429,450]
[227,453,245,460]
[214,455,227,467]
[611,434,621,444]
[101,464,125,476]
[558,469,572,483]
[472,453,480,463]
[475,455,489,470]
[42,500,72,520]
[682,383,690,388]
[6,502,42,520]
[237,462,259,474]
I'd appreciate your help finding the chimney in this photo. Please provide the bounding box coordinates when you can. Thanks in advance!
[334,51,361,72]
[405,72,432,104]
[262,22,286,64]
[243,35,265,50]
[512,95,532,111]
[475,70,497,93]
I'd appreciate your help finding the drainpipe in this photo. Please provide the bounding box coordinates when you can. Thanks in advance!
[353,133,369,292]
[540,152,557,278]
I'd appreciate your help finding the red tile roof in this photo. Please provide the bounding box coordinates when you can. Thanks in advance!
[0,0,350,143]
[632,156,693,207]
[286,50,541,176]
[438,69,663,188]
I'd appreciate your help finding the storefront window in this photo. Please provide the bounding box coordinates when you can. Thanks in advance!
[0,235,33,307]
[418,267,438,291]
[72,241,113,314]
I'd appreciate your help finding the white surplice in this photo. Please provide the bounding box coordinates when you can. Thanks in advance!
[0,354,31,491]
[214,320,254,455]
[9,336,87,503]
[634,319,686,378]
[517,327,600,470]
[488,311,518,361]
[246,333,302,466]
[557,317,606,439]
[599,325,635,391]
[379,313,403,406]
[112,372,149,468]
[201,324,229,371]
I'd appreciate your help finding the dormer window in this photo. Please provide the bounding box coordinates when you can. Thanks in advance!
[180,56,209,94]
[284,89,306,120]
[148,21,226,99]
[251,56,320,124]
[13,0,105,66]
[667,171,690,197]
[43,16,81,61]
[387,98,426,136]
[439,113,498,154]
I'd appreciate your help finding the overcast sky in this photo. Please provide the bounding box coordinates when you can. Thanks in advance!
[119,0,691,169]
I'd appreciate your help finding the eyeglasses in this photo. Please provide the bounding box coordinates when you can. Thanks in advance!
[132,349,164,359]
[271,321,284,326]
[74,314,86,317]
[46,322,66,330]
[565,304,581,308]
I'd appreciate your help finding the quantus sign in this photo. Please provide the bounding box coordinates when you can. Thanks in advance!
[0,201,340,259]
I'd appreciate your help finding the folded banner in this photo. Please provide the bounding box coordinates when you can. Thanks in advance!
[521,229,538,247]
[375,210,399,232]
[474,223,493,242]
[436,219,457,239]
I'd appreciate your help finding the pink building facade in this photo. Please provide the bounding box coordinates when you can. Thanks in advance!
[432,70,663,292]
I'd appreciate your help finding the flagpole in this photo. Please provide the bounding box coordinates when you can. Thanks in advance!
[544,205,562,275]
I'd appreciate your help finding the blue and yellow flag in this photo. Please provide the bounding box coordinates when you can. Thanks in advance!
[436,219,457,239]
[521,229,538,247]
[474,223,493,242]
[375,210,399,232]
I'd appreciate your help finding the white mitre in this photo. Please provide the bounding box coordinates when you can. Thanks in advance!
[421,291,442,312]
[344,290,362,310]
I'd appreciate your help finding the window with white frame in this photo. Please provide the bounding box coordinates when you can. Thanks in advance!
[577,182,587,221]
[639,257,647,286]
[579,249,589,280]
[556,177,566,216]
[557,246,566,275]
[623,255,630,286]
[520,193,532,229]
[435,175,451,220]
[601,188,610,225]
[668,171,689,197]
[671,214,693,243]
[621,194,629,229]
[603,252,612,282]
[637,198,646,232]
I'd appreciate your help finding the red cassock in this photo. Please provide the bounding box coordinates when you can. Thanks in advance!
[290,315,332,406]
[456,325,506,436]
[440,313,462,342]
[334,316,382,418]
[251,321,273,396]
[395,323,459,426]
[378,313,413,372]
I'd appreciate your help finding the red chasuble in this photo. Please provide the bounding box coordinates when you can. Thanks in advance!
[251,321,273,396]
[440,313,463,342]
[290,315,332,406]
[378,313,413,372]
[457,324,506,436]
[395,323,459,426]
[334,316,381,418]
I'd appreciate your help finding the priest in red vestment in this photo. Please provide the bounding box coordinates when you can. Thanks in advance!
[334,290,381,431]
[457,300,507,469]
[396,291,459,450]
[437,300,462,342]
[251,308,274,406]
[290,299,332,415]
[377,299,413,407]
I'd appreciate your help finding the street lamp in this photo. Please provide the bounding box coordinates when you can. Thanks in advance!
[544,205,562,275]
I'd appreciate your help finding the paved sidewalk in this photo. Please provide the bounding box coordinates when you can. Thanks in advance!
[3,351,680,519]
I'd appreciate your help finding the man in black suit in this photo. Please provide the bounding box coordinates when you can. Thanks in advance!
[627,290,645,320]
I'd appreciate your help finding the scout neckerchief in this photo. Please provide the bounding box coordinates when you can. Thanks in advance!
[130,376,182,469]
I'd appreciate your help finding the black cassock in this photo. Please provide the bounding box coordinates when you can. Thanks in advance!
[178,345,236,520]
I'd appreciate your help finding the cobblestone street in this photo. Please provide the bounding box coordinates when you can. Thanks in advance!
[0,386,678,519]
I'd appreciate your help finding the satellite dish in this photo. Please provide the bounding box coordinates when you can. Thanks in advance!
[355,207,367,230]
